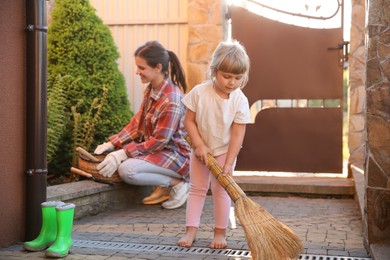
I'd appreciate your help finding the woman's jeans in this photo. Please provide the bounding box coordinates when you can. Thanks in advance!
[118,158,183,187]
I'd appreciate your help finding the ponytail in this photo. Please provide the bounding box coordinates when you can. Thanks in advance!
[167,50,187,93]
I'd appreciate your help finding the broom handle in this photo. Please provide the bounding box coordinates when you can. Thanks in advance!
[184,134,247,202]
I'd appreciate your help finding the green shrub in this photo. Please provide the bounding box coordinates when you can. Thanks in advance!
[71,85,108,167]
[47,0,132,175]
[47,74,74,164]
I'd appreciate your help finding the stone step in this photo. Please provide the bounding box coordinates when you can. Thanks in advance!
[234,175,355,197]
[47,174,355,220]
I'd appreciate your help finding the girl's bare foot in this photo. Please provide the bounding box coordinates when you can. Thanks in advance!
[178,226,197,247]
[210,228,227,249]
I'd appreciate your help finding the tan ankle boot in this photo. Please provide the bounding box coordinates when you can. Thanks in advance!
[142,186,170,205]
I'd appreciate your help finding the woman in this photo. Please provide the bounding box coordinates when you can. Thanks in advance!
[94,41,191,210]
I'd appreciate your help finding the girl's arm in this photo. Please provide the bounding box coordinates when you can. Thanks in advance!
[224,122,247,175]
[184,109,210,165]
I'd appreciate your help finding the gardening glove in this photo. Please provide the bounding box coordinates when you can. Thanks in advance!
[94,142,115,155]
[97,149,128,177]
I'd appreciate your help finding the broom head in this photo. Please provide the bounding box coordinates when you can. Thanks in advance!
[235,197,304,260]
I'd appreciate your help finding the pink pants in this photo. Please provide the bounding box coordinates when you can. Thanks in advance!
[185,152,235,229]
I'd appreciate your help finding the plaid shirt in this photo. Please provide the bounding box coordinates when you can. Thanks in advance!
[109,80,191,177]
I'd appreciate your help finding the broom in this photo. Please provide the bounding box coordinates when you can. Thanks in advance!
[184,134,304,260]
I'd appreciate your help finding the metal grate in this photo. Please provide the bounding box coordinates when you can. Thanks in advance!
[73,240,252,257]
[299,255,371,260]
[73,240,371,260]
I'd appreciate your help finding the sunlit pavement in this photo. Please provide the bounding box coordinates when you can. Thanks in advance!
[0,195,371,259]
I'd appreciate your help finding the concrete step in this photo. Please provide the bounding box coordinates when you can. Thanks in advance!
[234,175,355,197]
[48,174,355,220]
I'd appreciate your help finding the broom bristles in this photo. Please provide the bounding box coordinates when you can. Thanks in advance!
[235,198,304,260]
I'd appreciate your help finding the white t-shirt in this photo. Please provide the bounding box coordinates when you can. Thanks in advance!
[182,81,251,156]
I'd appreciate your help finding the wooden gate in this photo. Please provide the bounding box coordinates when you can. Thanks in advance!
[230,1,347,173]
[90,0,188,113]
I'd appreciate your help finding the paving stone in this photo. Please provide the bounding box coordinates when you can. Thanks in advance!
[0,195,372,259]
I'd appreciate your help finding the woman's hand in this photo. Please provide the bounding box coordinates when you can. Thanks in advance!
[94,142,115,155]
[97,149,128,177]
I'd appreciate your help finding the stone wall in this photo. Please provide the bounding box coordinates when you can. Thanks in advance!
[187,0,225,90]
[348,0,367,169]
[47,181,152,219]
[365,0,390,245]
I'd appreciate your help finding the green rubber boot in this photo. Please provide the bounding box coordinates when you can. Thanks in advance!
[45,203,75,258]
[23,201,64,252]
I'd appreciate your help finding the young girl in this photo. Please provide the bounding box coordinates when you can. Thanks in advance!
[178,40,251,248]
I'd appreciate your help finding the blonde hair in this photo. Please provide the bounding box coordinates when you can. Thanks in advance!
[208,40,250,88]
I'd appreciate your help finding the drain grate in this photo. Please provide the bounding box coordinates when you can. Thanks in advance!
[73,240,371,260]
[299,256,371,260]
[73,239,252,257]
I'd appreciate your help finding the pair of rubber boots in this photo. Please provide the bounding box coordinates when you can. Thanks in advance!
[23,201,75,258]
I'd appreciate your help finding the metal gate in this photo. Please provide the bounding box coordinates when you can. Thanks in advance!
[230,1,347,173]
